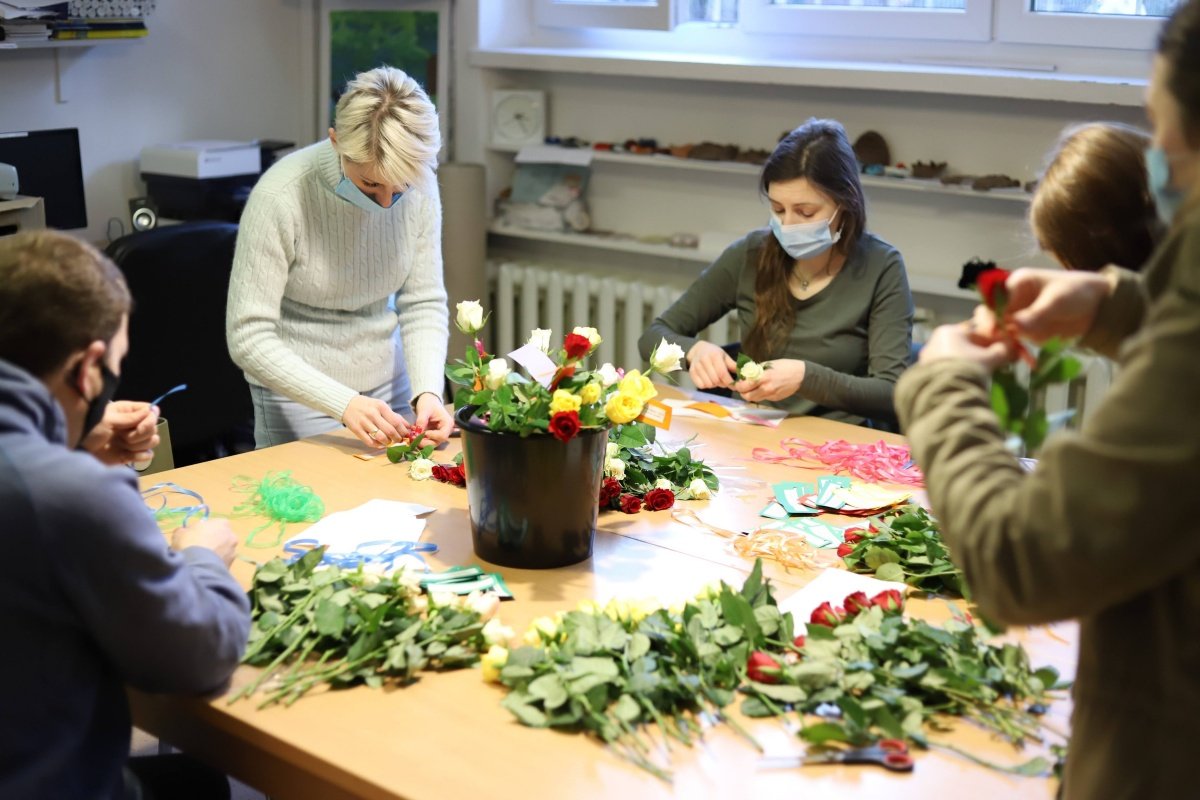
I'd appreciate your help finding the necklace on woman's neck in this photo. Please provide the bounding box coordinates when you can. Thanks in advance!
[796,251,836,291]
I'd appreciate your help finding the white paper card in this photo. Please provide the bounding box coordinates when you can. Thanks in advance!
[507,343,559,387]
[285,499,431,554]
[777,568,908,633]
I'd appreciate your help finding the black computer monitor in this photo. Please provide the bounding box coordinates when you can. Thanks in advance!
[0,128,88,230]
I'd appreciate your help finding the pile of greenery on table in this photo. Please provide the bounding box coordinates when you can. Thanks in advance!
[838,505,967,597]
[489,561,1066,781]
[605,422,719,502]
[230,548,495,709]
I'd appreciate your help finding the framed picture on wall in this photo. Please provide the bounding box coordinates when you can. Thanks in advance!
[317,0,451,160]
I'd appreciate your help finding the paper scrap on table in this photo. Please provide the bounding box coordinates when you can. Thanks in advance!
[507,343,559,387]
[660,398,787,428]
[778,568,909,633]
[283,499,433,554]
[761,517,846,549]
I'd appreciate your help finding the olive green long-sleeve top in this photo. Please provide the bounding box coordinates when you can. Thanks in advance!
[895,200,1200,800]
[638,230,914,425]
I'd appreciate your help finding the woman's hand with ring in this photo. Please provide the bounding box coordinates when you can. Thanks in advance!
[342,395,409,447]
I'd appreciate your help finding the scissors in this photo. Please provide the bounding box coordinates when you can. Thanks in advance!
[759,739,914,773]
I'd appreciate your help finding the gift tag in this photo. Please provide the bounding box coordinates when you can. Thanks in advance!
[507,343,559,387]
[773,481,818,515]
[636,399,673,430]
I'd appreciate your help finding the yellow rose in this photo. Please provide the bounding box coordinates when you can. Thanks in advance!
[480,645,508,683]
[549,389,582,415]
[604,391,644,424]
[579,382,601,405]
[618,370,657,403]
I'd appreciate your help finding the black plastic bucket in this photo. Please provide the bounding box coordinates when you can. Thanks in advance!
[456,407,606,569]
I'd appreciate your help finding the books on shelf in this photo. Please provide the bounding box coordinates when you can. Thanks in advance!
[50,16,145,38]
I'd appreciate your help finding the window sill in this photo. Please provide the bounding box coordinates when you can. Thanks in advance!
[470,45,1145,107]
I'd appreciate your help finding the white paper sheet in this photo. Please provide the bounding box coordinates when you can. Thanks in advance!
[284,499,433,554]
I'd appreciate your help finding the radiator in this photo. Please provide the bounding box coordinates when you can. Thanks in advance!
[492,262,734,369]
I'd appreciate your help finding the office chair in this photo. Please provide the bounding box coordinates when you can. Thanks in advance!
[105,221,253,466]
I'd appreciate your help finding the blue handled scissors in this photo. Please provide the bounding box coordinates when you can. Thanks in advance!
[759,739,914,773]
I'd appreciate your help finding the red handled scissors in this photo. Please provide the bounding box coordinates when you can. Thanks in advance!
[758,739,914,773]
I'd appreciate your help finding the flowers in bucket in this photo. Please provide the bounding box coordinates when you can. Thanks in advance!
[446,300,675,440]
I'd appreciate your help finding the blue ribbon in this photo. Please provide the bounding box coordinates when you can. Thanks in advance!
[141,481,210,526]
[150,383,188,407]
[283,538,439,570]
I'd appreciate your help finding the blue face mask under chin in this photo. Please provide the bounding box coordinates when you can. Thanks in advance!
[1145,146,1184,227]
[769,211,841,260]
[334,160,403,212]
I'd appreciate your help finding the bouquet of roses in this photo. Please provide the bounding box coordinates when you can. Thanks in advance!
[600,422,718,515]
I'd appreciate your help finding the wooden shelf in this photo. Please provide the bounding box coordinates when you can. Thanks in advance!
[489,223,717,262]
[491,145,1030,204]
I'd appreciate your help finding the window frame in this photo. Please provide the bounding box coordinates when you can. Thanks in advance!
[739,0,993,42]
[533,0,677,31]
[994,1,1171,50]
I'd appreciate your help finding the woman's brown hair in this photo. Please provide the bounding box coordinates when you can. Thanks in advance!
[743,118,866,361]
[1029,123,1163,272]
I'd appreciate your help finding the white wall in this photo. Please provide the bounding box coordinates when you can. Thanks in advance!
[0,0,316,244]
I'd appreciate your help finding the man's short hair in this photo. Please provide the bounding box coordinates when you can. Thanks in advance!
[0,230,131,378]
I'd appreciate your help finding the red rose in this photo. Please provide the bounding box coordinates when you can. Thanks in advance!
[548,410,581,442]
[810,601,843,628]
[599,477,621,508]
[474,338,487,358]
[871,589,905,614]
[976,268,1011,312]
[746,651,782,684]
[843,528,866,543]
[843,591,871,616]
[563,332,592,360]
[792,634,806,649]
[836,543,855,558]
[618,493,642,514]
[868,522,879,533]
[431,464,447,482]
[445,464,466,487]
[643,487,675,511]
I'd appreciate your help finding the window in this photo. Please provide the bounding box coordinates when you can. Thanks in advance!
[733,0,993,40]
[996,0,1182,48]
[534,0,677,30]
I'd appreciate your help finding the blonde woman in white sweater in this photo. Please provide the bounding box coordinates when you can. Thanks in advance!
[227,66,452,449]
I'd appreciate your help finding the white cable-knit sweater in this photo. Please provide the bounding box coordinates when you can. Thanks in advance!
[226,139,448,421]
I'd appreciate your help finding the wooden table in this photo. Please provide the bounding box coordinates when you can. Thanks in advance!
[131,400,1074,800]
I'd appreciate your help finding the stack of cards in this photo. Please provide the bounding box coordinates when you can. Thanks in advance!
[756,476,911,548]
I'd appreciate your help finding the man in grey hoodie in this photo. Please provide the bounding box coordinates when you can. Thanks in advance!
[0,231,252,799]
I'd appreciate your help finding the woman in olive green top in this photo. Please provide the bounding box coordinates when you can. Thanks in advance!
[896,4,1200,797]
[639,118,914,427]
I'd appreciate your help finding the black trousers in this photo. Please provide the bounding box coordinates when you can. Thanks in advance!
[122,754,231,800]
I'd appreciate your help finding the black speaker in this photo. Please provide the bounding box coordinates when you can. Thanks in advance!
[129,196,157,232]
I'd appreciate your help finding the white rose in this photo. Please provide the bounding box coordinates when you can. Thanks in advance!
[740,360,765,381]
[655,477,674,490]
[597,362,621,388]
[466,591,501,621]
[485,357,510,390]
[430,590,457,608]
[526,327,552,353]
[409,458,435,481]
[605,457,626,480]
[606,442,620,459]
[688,477,712,500]
[650,338,685,374]
[573,326,602,348]
[482,617,514,647]
[455,300,484,334]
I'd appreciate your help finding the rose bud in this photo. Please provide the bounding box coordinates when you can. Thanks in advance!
[871,589,905,614]
[843,528,866,543]
[792,634,806,649]
[810,601,843,628]
[746,651,782,684]
[843,591,872,616]
[836,543,855,558]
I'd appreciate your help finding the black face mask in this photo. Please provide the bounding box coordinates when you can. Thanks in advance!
[77,360,120,446]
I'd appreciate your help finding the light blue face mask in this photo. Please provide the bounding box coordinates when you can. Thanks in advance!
[769,211,841,260]
[334,159,403,212]
[1145,147,1184,226]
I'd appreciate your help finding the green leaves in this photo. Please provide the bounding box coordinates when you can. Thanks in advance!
[840,505,966,597]
[607,425,719,500]
[233,554,492,708]
[990,337,1082,455]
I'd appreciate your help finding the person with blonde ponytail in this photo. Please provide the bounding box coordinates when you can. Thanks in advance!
[227,66,452,449]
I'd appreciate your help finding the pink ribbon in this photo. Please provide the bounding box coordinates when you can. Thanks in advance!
[751,438,925,487]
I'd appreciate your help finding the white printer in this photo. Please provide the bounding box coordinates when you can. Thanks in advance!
[139,140,261,180]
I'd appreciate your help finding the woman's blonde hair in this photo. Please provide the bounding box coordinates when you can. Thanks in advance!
[333,66,441,190]
[1029,122,1162,272]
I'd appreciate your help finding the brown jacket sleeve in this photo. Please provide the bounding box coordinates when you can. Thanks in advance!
[894,213,1200,626]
